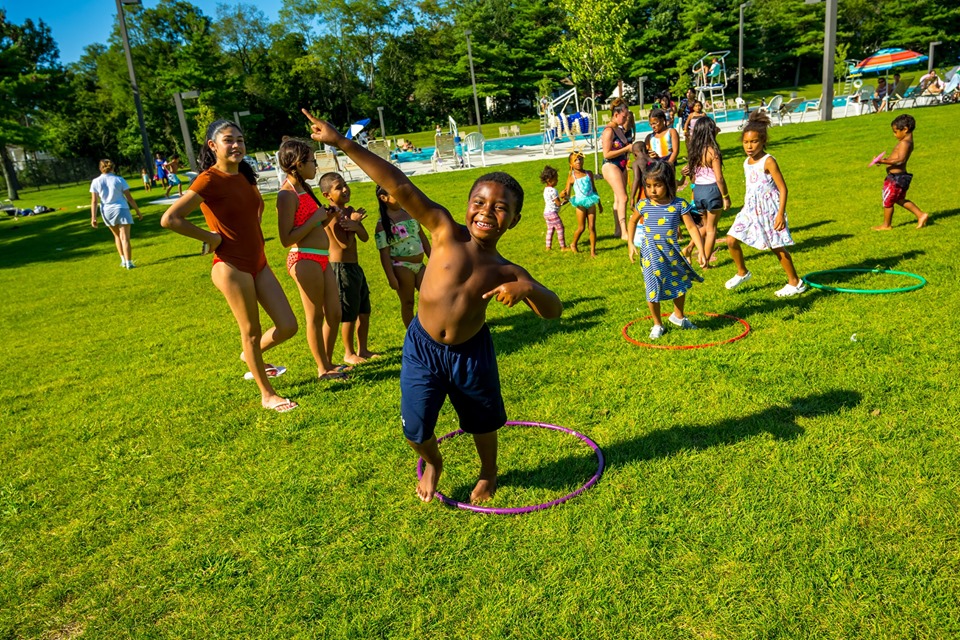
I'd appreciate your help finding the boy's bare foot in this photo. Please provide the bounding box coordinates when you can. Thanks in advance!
[917,213,929,228]
[343,353,367,365]
[470,473,497,503]
[570,246,579,253]
[872,225,894,231]
[590,251,597,258]
[417,460,442,502]
[358,350,380,359]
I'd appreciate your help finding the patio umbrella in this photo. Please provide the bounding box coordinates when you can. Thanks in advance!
[852,48,928,75]
[345,118,371,139]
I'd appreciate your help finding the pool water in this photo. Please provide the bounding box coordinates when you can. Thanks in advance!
[395,98,849,163]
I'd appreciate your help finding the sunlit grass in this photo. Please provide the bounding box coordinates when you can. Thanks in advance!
[2,105,959,638]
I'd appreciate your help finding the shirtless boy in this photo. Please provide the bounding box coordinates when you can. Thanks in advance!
[303,109,563,504]
[873,114,929,231]
[320,172,378,365]
[164,155,184,198]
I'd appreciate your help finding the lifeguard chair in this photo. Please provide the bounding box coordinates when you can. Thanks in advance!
[538,87,581,155]
[693,50,732,119]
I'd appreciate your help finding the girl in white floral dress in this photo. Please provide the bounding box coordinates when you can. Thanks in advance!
[725,111,806,298]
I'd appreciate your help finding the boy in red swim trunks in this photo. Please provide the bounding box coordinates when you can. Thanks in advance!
[304,109,563,505]
[873,114,929,231]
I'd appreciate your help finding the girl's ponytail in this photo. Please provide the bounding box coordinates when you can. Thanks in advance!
[741,110,772,148]
[376,186,395,242]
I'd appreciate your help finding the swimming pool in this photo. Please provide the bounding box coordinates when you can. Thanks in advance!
[394,98,849,163]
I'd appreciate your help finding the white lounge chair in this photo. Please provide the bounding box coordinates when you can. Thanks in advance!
[778,97,806,124]
[463,132,486,168]
[314,150,340,178]
[367,139,399,168]
[431,134,461,172]
[758,95,784,125]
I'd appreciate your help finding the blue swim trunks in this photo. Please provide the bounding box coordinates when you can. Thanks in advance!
[400,316,507,444]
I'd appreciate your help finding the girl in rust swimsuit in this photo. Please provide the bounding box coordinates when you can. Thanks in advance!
[161,120,299,413]
[276,137,350,380]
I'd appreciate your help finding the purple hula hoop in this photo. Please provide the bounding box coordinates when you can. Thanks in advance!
[415,420,605,515]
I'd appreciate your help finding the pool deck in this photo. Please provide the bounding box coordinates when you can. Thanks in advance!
[146,102,874,204]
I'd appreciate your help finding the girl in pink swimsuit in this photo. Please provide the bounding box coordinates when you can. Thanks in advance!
[276,137,349,380]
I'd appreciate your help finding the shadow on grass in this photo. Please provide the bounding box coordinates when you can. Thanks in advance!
[790,219,835,233]
[822,249,926,272]
[0,215,174,268]
[791,232,855,253]
[474,389,862,497]
[929,207,960,224]
[717,250,927,317]
[488,296,605,356]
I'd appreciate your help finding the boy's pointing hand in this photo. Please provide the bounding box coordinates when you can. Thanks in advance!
[483,281,531,307]
[302,109,344,146]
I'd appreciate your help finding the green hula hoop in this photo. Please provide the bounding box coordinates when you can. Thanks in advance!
[802,268,927,294]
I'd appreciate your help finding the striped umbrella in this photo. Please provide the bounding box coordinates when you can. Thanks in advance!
[852,48,928,75]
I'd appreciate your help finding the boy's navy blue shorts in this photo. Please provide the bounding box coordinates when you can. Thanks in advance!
[400,316,507,444]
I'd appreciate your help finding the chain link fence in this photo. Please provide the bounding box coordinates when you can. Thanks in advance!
[1,157,101,193]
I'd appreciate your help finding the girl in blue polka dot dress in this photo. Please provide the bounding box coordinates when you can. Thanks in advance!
[627,160,707,339]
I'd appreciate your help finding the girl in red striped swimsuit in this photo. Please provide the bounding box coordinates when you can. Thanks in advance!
[276,138,350,380]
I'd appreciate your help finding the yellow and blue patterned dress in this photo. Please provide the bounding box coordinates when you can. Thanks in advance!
[635,197,703,302]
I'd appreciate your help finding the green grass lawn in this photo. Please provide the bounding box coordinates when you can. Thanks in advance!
[3,105,960,638]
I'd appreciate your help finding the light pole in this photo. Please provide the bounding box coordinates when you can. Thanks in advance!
[377,106,387,141]
[116,0,152,174]
[804,0,837,121]
[738,1,752,100]
[638,76,647,116]
[928,41,941,73]
[464,29,483,136]
[173,90,199,170]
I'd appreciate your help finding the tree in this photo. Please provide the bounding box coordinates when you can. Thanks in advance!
[0,10,61,200]
[551,0,629,104]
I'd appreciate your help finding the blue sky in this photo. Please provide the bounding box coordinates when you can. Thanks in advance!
[3,0,286,65]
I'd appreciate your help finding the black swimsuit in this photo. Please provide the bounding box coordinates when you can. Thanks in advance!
[603,126,629,171]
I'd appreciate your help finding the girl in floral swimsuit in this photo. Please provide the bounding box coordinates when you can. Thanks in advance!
[276,137,349,380]
[375,186,432,328]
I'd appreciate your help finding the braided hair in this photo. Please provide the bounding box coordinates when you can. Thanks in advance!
[198,119,258,185]
[277,137,323,209]
[377,186,396,242]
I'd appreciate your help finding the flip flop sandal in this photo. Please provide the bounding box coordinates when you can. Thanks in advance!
[244,364,287,380]
[319,370,349,381]
[265,398,298,413]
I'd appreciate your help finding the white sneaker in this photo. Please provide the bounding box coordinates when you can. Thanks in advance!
[775,281,807,297]
[668,313,697,329]
[649,325,666,339]
[725,271,753,290]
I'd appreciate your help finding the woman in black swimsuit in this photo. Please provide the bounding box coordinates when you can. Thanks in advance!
[601,98,634,240]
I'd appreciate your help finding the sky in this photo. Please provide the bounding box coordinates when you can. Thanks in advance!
[3,0,286,65]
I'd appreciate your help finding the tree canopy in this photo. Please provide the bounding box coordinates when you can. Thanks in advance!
[6,0,958,175]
